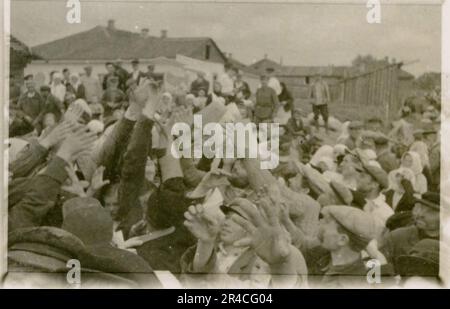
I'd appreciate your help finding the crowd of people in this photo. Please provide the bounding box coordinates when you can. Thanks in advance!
[6,58,444,288]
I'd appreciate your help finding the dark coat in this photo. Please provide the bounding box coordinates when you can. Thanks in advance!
[379,225,439,274]
[384,179,415,213]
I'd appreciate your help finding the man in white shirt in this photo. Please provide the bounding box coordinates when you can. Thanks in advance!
[217,63,236,99]
[266,67,282,96]
[309,74,331,133]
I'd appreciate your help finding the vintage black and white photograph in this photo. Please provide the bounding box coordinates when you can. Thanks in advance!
[1,0,449,289]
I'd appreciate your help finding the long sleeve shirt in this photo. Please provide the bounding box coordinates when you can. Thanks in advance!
[9,156,69,231]
[118,115,154,219]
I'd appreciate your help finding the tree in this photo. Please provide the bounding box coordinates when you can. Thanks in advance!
[413,72,441,91]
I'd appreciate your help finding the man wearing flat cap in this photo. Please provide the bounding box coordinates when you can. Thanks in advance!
[130,58,146,87]
[337,120,364,150]
[379,192,440,275]
[374,133,399,173]
[305,206,393,287]
[354,162,394,237]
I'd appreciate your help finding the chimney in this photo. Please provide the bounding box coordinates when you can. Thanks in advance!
[161,29,168,38]
[141,28,149,38]
[107,19,115,30]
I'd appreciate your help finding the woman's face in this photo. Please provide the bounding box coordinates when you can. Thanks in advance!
[402,154,413,168]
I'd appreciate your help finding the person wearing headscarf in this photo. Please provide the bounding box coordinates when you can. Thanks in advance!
[385,168,416,212]
[400,151,427,194]
[50,72,66,102]
[67,73,86,100]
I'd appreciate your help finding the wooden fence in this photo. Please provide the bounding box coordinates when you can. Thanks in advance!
[336,63,403,122]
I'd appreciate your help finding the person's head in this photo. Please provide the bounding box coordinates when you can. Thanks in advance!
[107,75,119,89]
[53,73,63,85]
[412,193,440,233]
[185,94,196,109]
[105,62,115,74]
[49,71,56,82]
[401,106,412,119]
[401,152,414,168]
[84,66,92,76]
[162,92,173,105]
[288,174,309,194]
[237,104,249,119]
[260,74,269,87]
[102,183,120,220]
[198,88,207,98]
[39,85,51,98]
[348,121,363,139]
[319,206,374,253]
[356,164,387,195]
[70,74,79,85]
[236,70,243,81]
[213,81,222,93]
[338,154,359,178]
[266,67,275,76]
[230,67,238,78]
[43,113,56,128]
[228,160,249,189]
[25,79,36,92]
[131,59,139,70]
[62,68,70,80]
[423,131,438,148]
[219,199,254,246]
[292,107,303,120]
[145,158,156,183]
[147,65,155,73]
[197,71,205,80]
[366,117,383,132]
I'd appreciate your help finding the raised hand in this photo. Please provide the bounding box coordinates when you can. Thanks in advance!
[233,188,291,266]
[183,204,220,243]
[56,126,97,163]
[142,82,163,120]
[38,120,78,149]
[61,166,89,197]
[87,165,110,196]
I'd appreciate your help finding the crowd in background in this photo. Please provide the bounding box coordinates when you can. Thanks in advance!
[6,57,444,288]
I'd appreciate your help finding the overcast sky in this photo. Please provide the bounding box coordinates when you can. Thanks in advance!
[10,0,441,76]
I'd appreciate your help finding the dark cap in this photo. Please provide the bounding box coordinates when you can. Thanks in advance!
[40,85,51,91]
[360,163,389,189]
[131,58,139,64]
